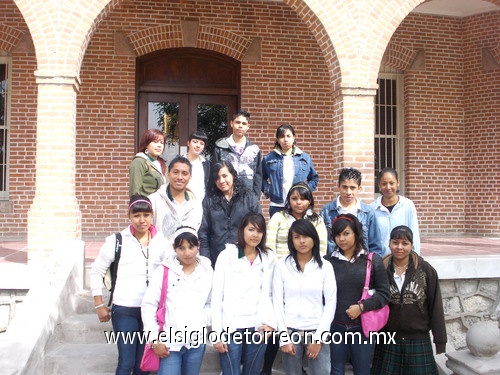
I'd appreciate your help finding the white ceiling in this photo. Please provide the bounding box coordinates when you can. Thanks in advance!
[412,0,499,17]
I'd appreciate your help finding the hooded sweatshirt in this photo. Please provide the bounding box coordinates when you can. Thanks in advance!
[381,252,447,353]
[148,184,203,244]
[141,253,213,351]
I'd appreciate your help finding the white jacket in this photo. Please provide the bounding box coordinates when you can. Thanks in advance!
[90,225,167,307]
[148,184,203,243]
[211,244,276,335]
[273,256,337,345]
[371,195,421,256]
[141,253,213,351]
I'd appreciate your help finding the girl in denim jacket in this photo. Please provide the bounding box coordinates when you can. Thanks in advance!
[262,124,319,217]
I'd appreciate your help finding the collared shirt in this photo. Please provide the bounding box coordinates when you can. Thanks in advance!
[273,256,337,344]
[330,248,368,263]
[394,271,406,292]
[183,154,207,202]
[336,196,361,216]
[211,244,276,334]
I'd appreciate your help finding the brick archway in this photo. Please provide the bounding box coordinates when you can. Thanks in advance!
[127,24,253,61]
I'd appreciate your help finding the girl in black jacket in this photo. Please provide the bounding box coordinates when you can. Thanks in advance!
[198,161,262,267]
[371,225,446,375]
[325,213,390,375]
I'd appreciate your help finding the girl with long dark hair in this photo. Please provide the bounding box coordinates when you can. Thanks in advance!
[326,214,390,375]
[198,161,261,267]
[211,212,275,375]
[272,219,337,375]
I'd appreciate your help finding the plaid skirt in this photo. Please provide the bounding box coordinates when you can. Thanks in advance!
[371,338,439,375]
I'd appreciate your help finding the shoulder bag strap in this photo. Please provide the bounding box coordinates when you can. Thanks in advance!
[107,233,122,307]
[157,266,169,330]
[363,252,373,291]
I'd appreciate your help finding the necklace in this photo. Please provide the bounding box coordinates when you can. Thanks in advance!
[135,231,151,286]
[394,262,408,273]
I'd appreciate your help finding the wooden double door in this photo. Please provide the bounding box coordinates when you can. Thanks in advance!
[136,48,240,160]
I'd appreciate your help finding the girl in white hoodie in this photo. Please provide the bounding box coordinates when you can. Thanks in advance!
[211,212,276,375]
[141,226,213,375]
[90,194,167,375]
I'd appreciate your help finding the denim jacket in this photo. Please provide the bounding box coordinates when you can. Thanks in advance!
[261,146,319,204]
[320,199,383,256]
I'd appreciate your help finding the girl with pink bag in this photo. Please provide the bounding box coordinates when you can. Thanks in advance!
[141,227,213,375]
[325,214,390,375]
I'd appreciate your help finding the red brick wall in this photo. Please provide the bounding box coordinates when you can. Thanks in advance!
[388,12,499,235]
[76,0,336,237]
[0,0,498,239]
[463,12,500,234]
[0,0,37,237]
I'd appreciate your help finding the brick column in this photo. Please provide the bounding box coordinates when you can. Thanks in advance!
[27,72,82,262]
[337,86,378,202]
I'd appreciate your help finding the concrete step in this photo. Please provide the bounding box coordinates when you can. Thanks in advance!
[75,288,111,314]
[200,343,221,373]
[52,312,112,344]
[45,289,287,374]
[44,343,117,375]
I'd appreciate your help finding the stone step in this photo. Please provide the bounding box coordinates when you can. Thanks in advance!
[75,288,111,314]
[44,343,117,375]
[200,343,221,373]
[52,312,112,344]
[45,289,287,374]
[44,342,282,375]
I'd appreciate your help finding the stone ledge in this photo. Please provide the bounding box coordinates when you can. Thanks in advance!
[446,350,500,375]
[426,255,500,280]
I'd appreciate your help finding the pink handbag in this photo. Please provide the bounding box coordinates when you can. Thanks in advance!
[140,266,169,372]
[359,253,390,337]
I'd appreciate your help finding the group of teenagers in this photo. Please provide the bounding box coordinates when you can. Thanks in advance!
[90,110,447,375]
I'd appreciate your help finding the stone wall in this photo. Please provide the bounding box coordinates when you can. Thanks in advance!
[429,255,500,351]
[442,278,500,350]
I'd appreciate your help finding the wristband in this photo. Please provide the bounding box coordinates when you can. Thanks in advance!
[358,302,364,312]
[95,304,105,309]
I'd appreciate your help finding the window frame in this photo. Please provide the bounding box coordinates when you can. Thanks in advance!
[375,71,405,196]
[0,56,11,200]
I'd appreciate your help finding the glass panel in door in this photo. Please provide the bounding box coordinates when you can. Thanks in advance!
[139,93,237,162]
[148,101,180,162]
[138,93,188,163]
[189,95,237,158]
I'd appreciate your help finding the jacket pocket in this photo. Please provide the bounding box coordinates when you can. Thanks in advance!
[265,159,279,172]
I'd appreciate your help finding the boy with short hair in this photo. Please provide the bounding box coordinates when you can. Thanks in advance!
[212,110,262,198]
[184,130,210,202]
[148,156,203,243]
[320,167,382,255]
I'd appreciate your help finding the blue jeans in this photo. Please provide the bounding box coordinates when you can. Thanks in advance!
[330,322,374,375]
[111,304,149,375]
[281,330,330,375]
[158,344,206,375]
[219,328,267,375]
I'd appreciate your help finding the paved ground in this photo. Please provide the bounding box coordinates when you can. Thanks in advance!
[1,234,499,265]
